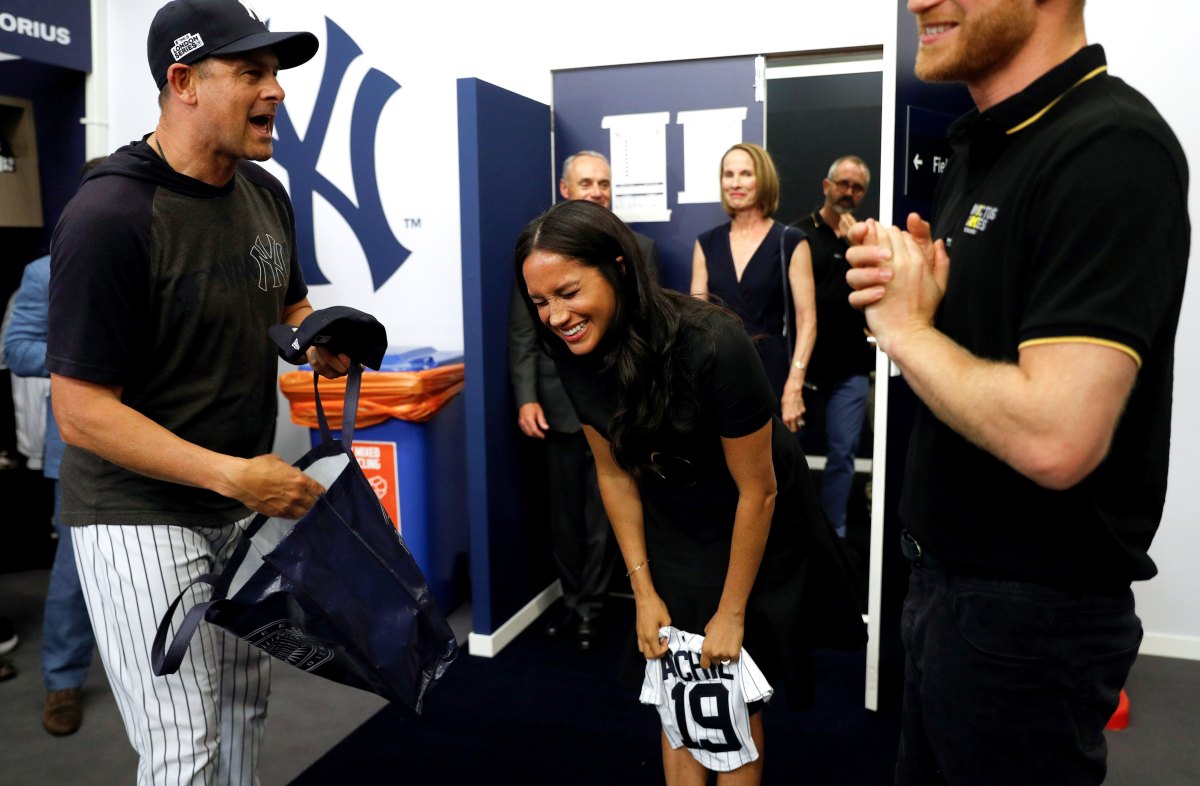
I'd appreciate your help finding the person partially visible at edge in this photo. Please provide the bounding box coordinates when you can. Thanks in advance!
[5,156,106,737]
[846,1,1189,784]
[46,1,349,782]
[516,199,856,785]
[508,150,660,651]
[691,143,816,432]
[793,156,875,539]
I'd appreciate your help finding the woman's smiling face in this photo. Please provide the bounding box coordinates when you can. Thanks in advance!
[522,250,619,356]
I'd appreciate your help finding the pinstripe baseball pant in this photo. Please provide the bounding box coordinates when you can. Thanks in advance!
[72,520,271,786]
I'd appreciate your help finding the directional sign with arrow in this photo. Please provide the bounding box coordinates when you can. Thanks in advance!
[904,105,959,209]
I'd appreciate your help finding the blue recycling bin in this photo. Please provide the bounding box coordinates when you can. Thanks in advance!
[305,347,468,613]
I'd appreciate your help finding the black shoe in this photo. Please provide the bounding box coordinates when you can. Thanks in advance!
[576,615,599,651]
[543,607,577,638]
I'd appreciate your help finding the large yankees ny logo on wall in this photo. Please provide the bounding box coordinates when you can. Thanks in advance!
[273,18,410,291]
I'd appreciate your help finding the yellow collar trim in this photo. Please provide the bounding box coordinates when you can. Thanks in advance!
[1018,335,1141,368]
[1006,65,1109,135]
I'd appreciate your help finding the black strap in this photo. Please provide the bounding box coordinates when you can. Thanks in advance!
[313,363,364,449]
[154,366,366,676]
[341,364,362,449]
[151,572,220,676]
[314,370,331,443]
[779,223,795,359]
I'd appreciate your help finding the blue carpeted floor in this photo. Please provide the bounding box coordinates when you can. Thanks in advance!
[291,599,900,784]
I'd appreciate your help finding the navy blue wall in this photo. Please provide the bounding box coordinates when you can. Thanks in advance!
[0,59,86,281]
[0,0,92,73]
[891,9,972,226]
[553,57,761,293]
[458,78,555,634]
[877,0,976,708]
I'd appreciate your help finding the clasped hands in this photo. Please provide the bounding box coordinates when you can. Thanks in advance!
[845,212,951,353]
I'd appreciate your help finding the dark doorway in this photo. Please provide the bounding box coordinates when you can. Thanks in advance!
[766,67,883,226]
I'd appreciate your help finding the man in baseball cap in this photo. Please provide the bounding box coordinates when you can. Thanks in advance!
[147,0,318,90]
[49,1,345,782]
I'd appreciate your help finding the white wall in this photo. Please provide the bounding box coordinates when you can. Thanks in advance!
[1086,6,1200,656]
[103,0,886,355]
[100,1,1200,652]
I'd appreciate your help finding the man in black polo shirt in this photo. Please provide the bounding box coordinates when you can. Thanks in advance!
[795,155,875,540]
[848,0,1189,783]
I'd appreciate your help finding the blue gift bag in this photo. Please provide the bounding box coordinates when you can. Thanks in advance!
[152,365,458,714]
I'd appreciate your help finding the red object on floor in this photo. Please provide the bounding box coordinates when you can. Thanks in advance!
[1106,689,1130,730]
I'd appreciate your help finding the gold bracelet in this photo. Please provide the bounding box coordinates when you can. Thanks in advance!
[626,559,649,578]
[793,360,806,371]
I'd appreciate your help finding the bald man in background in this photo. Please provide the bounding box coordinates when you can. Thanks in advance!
[508,151,659,650]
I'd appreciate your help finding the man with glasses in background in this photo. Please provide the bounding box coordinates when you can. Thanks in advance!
[794,156,875,540]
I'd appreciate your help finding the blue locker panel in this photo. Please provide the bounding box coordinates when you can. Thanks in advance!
[457,78,553,634]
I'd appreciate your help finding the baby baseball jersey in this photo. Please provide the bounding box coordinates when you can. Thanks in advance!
[640,626,774,772]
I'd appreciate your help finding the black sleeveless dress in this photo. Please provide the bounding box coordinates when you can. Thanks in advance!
[697,221,806,405]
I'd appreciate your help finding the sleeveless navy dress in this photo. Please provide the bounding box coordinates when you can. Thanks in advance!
[697,221,806,406]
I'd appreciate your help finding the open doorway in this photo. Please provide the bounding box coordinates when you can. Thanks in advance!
[764,47,884,602]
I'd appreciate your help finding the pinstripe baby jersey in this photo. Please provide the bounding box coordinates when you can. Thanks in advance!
[640,626,773,772]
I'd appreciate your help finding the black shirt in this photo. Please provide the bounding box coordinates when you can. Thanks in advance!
[554,308,859,706]
[903,45,1190,587]
[554,311,806,584]
[798,210,873,382]
[48,140,308,525]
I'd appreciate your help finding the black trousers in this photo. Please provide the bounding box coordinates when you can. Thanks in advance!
[544,429,615,620]
[896,556,1141,786]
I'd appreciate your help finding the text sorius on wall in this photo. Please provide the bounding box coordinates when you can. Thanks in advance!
[0,13,71,46]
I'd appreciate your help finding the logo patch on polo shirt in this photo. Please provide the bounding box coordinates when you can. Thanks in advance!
[963,203,999,235]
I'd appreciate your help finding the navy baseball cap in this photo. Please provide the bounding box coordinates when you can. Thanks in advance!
[269,306,388,370]
[147,0,319,90]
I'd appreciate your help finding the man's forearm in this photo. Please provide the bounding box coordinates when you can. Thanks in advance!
[282,299,313,327]
[51,373,325,518]
[51,373,244,496]
[884,326,1135,490]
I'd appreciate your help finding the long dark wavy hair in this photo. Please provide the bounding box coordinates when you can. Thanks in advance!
[512,200,723,475]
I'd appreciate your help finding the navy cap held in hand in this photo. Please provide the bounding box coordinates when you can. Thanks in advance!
[269,306,388,370]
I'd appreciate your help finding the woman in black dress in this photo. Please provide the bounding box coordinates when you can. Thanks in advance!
[514,200,850,785]
[692,143,816,433]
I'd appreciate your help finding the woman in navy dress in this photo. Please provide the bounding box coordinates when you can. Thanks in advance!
[692,143,816,433]
[514,200,859,785]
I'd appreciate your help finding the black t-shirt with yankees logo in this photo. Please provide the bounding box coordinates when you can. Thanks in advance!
[903,44,1190,587]
[48,138,308,526]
